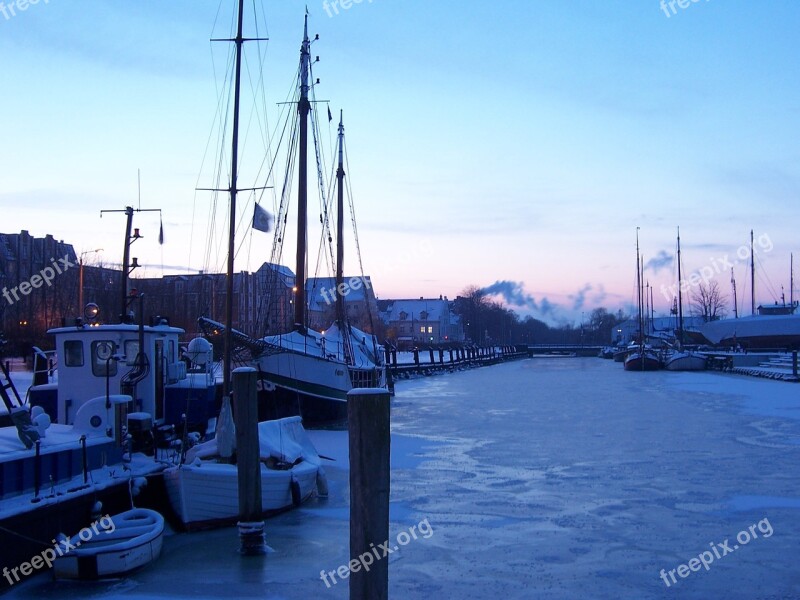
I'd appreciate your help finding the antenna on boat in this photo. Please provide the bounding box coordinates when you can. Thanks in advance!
[100,206,161,323]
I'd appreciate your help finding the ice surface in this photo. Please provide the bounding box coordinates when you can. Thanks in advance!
[8,359,800,599]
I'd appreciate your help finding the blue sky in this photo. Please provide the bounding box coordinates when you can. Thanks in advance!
[1,0,799,326]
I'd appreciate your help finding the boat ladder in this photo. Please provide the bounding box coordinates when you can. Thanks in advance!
[0,360,24,411]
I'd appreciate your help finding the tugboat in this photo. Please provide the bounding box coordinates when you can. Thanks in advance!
[1,209,216,589]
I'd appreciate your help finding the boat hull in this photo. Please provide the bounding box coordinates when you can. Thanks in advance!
[623,352,662,371]
[163,460,319,530]
[53,509,164,580]
[665,352,707,371]
[255,351,384,424]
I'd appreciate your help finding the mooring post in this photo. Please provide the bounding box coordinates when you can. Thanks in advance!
[233,367,266,555]
[428,348,435,364]
[413,348,419,366]
[349,388,390,600]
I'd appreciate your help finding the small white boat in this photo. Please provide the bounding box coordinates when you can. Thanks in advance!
[163,416,324,530]
[53,508,164,580]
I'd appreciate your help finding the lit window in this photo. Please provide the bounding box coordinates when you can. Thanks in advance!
[419,326,425,333]
[427,326,433,334]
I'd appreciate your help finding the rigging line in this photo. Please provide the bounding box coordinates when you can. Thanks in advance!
[190,17,231,274]
[260,118,298,333]
[202,40,237,275]
[754,251,780,302]
[343,140,378,342]
[309,96,336,277]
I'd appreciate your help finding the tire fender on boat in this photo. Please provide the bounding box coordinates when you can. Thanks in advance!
[290,478,302,507]
[316,467,329,498]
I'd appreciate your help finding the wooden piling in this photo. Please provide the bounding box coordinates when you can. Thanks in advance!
[348,388,390,600]
[233,367,266,555]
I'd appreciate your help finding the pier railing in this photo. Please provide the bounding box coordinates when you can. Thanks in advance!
[387,345,527,378]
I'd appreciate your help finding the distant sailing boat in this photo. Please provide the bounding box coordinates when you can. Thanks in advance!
[624,229,661,372]
[251,16,386,424]
[665,227,706,371]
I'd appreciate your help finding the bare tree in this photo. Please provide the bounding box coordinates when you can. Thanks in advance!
[691,281,727,322]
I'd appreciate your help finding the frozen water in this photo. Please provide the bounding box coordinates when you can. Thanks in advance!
[7,358,800,598]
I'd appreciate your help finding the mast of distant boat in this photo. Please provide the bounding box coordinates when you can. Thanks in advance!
[636,228,643,353]
[676,227,684,347]
[791,253,795,313]
[731,268,738,319]
[335,112,346,330]
[750,229,755,316]
[294,15,312,331]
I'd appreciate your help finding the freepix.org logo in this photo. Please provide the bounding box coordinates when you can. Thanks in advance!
[2,255,74,307]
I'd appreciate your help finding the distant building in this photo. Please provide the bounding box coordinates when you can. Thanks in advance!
[0,230,79,350]
[380,297,464,348]
[305,276,379,333]
[132,262,295,338]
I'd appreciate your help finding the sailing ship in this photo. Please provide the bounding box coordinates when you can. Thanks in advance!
[163,3,325,528]
[665,228,707,371]
[249,17,386,424]
[624,230,662,371]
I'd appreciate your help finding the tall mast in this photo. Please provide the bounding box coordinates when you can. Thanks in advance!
[731,268,738,319]
[294,15,311,330]
[335,112,346,328]
[791,253,795,311]
[636,228,642,345]
[223,0,245,398]
[676,227,684,346]
[750,229,756,315]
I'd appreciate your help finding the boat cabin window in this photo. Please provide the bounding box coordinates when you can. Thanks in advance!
[63,341,84,367]
[124,340,140,366]
[91,341,118,377]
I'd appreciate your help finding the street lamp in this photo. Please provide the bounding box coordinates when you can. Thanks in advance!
[79,249,103,310]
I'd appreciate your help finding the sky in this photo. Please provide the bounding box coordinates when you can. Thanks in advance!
[2,0,799,327]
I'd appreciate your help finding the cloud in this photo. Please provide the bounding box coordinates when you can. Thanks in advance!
[569,283,593,310]
[480,280,538,311]
[644,250,673,274]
